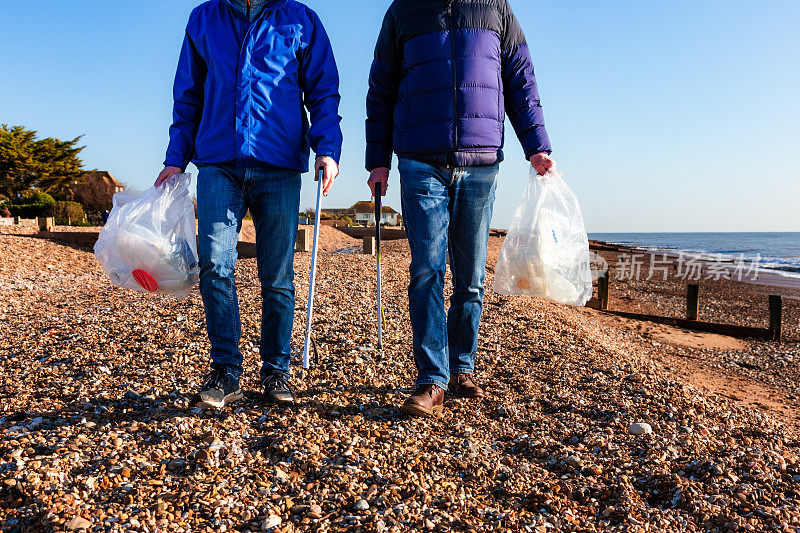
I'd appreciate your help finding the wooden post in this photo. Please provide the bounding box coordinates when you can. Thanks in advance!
[769,295,783,341]
[38,217,54,233]
[363,236,376,256]
[13,216,20,225]
[295,228,310,252]
[686,284,699,321]
[598,270,609,310]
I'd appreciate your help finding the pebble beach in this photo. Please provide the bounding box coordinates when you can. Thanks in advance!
[2,224,800,532]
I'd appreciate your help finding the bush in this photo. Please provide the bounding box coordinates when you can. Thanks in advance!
[86,212,105,226]
[0,206,10,218]
[8,203,54,218]
[53,201,85,224]
[339,215,354,227]
[12,189,56,206]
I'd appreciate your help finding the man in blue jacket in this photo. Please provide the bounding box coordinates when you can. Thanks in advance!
[157,0,342,408]
[366,0,555,417]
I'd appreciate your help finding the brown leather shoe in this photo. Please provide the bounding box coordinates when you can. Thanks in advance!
[401,385,445,418]
[448,374,486,399]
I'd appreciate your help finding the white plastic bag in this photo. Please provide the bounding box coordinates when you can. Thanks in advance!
[493,166,592,306]
[94,173,199,301]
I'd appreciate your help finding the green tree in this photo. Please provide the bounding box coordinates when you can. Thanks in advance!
[13,189,56,205]
[0,124,85,199]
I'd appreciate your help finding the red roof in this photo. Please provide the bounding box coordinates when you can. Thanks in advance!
[82,171,124,188]
[351,201,398,214]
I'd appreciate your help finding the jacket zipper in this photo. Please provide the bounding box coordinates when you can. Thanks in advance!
[241,21,255,162]
[447,2,458,167]
[236,4,270,162]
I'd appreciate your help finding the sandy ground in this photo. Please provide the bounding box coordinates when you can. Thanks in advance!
[1,225,800,532]
[239,222,358,252]
[585,246,800,430]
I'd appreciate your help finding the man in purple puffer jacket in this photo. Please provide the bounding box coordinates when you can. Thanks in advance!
[365,0,556,417]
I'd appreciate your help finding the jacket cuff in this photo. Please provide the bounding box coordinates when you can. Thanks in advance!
[521,127,552,160]
[163,157,188,172]
[315,147,341,165]
[365,144,393,171]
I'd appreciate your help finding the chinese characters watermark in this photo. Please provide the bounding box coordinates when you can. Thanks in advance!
[611,252,762,282]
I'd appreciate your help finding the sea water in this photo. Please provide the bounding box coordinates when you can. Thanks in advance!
[588,232,800,277]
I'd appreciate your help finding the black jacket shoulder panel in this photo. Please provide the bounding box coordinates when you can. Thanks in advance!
[389,0,508,43]
[499,0,527,50]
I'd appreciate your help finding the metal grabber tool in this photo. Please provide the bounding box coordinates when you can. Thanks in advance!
[302,169,324,369]
[374,182,387,350]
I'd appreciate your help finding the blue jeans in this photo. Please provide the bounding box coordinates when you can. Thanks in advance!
[196,164,301,381]
[398,157,499,391]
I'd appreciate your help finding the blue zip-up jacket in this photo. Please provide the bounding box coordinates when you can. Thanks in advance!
[165,0,343,172]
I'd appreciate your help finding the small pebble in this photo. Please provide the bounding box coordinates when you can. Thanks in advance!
[123,390,139,400]
[628,423,653,435]
[353,499,370,511]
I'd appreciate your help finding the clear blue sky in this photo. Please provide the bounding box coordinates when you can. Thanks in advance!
[1,1,798,232]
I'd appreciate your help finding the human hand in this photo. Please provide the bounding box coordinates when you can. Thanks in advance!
[367,167,389,197]
[315,156,339,196]
[530,153,555,176]
[155,166,183,187]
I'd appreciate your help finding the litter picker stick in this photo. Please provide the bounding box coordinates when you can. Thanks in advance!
[303,169,324,369]
[374,183,384,350]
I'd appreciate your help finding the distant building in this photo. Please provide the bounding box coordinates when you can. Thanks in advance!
[65,171,124,212]
[324,208,352,219]
[322,201,400,225]
[352,201,399,225]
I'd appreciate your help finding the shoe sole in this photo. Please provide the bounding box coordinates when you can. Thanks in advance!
[401,403,444,418]
[196,390,243,409]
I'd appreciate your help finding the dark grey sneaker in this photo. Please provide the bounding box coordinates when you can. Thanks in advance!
[262,373,294,404]
[194,366,243,409]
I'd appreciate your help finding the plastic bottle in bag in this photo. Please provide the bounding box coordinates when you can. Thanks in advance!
[94,173,199,301]
[493,166,593,306]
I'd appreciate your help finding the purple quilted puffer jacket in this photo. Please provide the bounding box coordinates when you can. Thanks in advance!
[366,0,551,170]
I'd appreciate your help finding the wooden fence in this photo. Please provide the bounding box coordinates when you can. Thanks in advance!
[589,271,783,341]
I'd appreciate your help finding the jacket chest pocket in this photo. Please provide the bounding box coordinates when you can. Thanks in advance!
[250,24,303,74]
